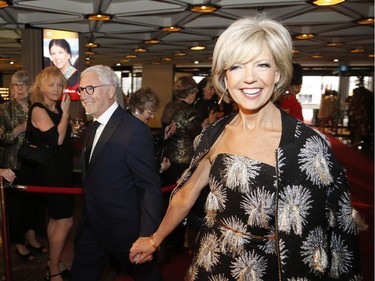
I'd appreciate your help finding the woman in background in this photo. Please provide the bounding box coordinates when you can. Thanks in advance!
[0,70,46,261]
[127,87,175,174]
[30,66,73,281]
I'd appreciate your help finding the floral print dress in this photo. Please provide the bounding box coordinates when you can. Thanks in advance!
[186,153,279,280]
[175,110,362,281]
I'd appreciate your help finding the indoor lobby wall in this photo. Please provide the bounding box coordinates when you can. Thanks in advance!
[141,64,174,128]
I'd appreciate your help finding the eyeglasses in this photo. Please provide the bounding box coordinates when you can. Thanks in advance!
[12,82,29,88]
[76,85,111,95]
[146,110,155,117]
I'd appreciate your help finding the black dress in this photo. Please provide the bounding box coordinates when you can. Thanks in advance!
[186,153,278,280]
[28,102,74,219]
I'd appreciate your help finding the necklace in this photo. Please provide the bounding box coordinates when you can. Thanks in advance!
[64,65,74,80]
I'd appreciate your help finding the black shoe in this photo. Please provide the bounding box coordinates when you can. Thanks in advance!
[25,240,48,253]
[15,247,34,261]
[61,269,70,279]
[44,266,62,281]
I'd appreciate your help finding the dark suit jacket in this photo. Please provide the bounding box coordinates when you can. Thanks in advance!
[80,106,162,252]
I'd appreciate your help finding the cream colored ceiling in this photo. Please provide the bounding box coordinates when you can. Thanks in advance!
[0,0,373,73]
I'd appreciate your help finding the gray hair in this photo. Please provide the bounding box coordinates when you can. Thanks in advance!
[81,65,120,88]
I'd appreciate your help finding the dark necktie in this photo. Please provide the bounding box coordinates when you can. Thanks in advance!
[85,121,101,165]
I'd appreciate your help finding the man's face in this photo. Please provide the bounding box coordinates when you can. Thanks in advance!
[79,71,114,119]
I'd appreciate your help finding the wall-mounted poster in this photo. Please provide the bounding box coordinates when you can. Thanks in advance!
[43,29,80,100]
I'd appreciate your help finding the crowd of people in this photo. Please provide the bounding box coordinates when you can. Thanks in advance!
[0,15,367,281]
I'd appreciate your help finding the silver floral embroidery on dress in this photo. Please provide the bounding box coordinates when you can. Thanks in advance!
[241,186,275,228]
[208,274,229,281]
[337,192,358,235]
[196,232,221,272]
[278,185,313,236]
[349,274,363,281]
[298,136,333,187]
[223,154,261,193]
[219,216,251,256]
[230,250,267,281]
[206,175,227,226]
[301,227,328,274]
[329,233,353,278]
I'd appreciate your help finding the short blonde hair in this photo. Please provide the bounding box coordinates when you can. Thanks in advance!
[31,66,67,103]
[212,16,293,102]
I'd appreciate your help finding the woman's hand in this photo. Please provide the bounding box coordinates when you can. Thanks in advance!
[60,93,71,118]
[0,169,16,183]
[129,236,157,264]
[164,121,176,140]
[13,122,27,138]
[159,157,171,173]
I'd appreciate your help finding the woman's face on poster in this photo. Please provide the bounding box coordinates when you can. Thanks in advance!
[49,44,70,70]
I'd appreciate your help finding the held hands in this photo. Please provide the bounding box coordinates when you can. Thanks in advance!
[129,235,158,264]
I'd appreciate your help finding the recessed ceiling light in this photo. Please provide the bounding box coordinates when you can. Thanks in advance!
[160,26,182,32]
[126,54,138,58]
[190,45,206,51]
[292,49,301,54]
[86,14,112,21]
[310,0,346,6]
[85,42,98,48]
[161,57,173,61]
[333,58,339,62]
[187,4,220,13]
[152,61,161,65]
[0,0,12,9]
[356,18,374,25]
[134,48,147,53]
[350,48,365,53]
[174,52,187,56]
[143,39,161,44]
[85,51,96,55]
[311,55,323,59]
[295,33,315,39]
[326,42,343,47]
[368,54,375,58]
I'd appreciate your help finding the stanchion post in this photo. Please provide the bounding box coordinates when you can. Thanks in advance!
[0,176,13,281]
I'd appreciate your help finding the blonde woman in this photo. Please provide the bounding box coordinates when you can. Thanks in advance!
[30,66,73,281]
[130,17,361,280]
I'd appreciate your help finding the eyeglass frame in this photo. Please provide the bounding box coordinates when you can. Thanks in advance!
[12,82,30,88]
[76,84,111,95]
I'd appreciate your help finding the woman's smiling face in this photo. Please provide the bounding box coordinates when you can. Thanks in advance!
[225,43,280,112]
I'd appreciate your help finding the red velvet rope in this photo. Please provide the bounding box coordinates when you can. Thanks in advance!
[12,184,177,194]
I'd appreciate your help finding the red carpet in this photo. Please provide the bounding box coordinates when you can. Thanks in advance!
[325,134,374,281]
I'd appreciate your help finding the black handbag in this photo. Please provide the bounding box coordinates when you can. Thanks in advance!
[17,104,50,165]
[18,130,48,165]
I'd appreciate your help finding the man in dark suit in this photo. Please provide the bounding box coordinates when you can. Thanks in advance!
[70,65,163,281]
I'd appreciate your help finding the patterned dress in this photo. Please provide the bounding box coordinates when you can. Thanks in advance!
[186,153,278,280]
[175,110,362,281]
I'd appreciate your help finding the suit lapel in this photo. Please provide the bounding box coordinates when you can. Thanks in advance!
[86,107,123,174]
